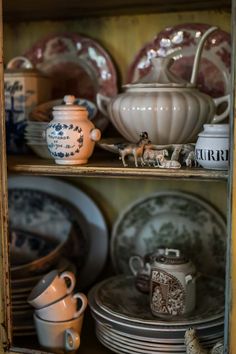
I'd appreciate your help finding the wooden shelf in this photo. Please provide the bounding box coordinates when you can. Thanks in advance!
[7,153,228,181]
[3,0,231,22]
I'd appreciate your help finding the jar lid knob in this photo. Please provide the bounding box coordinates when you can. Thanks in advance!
[64,95,76,105]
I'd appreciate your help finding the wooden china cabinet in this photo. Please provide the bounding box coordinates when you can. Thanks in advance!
[0,0,235,353]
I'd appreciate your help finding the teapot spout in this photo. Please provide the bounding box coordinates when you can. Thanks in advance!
[190,26,218,86]
[96,93,112,117]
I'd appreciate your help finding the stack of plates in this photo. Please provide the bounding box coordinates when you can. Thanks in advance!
[24,121,51,159]
[88,275,224,354]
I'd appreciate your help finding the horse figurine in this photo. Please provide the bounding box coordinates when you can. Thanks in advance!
[116,132,151,167]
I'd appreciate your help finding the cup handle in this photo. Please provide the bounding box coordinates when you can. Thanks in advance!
[64,328,80,351]
[73,292,88,318]
[212,94,230,123]
[60,271,76,294]
[129,255,144,276]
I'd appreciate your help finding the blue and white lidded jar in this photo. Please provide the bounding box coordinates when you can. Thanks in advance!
[195,124,229,170]
[46,95,101,165]
[4,56,51,154]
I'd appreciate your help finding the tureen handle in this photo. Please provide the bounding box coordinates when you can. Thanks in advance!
[212,94,230,123]
[96,93,111,117]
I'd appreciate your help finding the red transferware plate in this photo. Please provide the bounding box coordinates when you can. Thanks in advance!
[127,23,231,98]
[23,33,118,131]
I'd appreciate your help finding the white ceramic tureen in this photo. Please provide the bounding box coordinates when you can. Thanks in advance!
[97,26,230,145]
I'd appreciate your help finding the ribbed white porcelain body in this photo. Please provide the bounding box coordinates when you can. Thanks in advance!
[195,124,229,170]
[107,87,217,144]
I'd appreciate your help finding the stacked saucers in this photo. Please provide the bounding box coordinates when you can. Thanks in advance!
[24,121,51,159]
[88,275,224,354]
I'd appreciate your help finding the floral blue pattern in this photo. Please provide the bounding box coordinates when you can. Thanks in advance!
[47,123,84,159]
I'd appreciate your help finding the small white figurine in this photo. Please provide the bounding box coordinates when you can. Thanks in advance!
[159,158,181,169]
[142,147,169,167]
[185,328,223,354]
[185,151,197,167]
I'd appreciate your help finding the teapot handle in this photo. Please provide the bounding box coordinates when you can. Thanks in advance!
[212,94,230,123]
[129,255,144,276]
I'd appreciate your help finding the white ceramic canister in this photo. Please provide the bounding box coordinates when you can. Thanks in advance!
[46,95,101,165]
[4,56,51,153]
[149,248,196,317]
[195,124,229,170]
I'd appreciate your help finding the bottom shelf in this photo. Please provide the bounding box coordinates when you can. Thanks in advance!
[12,310,113,353]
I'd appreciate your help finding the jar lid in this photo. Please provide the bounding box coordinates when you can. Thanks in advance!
[123,57,193,89]
[155,248,188,265]
[198,124,229,138]
[53,95,87,112]
[5,56,48,78]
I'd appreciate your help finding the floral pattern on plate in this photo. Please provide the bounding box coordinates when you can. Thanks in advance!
[94,275,224,326]
[111,191,226,278]
[23,33,118,131]
[127,23,230,98]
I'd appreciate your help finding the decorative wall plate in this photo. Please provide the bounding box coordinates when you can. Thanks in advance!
[127,23,230,98]
[94,275,224,326]
[111,191,226,278]
[23,33,118,131]
[8,176,108,289]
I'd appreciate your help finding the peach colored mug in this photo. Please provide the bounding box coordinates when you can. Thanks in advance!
[35,292,88,321]
[28,269,76,309]
[34,313,84,353]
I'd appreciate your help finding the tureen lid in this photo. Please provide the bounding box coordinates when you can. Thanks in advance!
[123,57,194,89]
[155,248,188,265]
[53,95,87,112]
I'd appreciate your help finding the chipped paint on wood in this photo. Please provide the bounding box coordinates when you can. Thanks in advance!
[0,0,11,352]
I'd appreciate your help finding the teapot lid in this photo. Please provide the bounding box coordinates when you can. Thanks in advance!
[53,95,87,112]
[123,57,194,89]
[155,248,188,265]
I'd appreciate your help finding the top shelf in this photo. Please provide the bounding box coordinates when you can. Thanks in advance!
[3,0,231,22]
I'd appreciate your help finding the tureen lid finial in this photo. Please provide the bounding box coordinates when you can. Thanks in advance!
[123,56,193,89]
